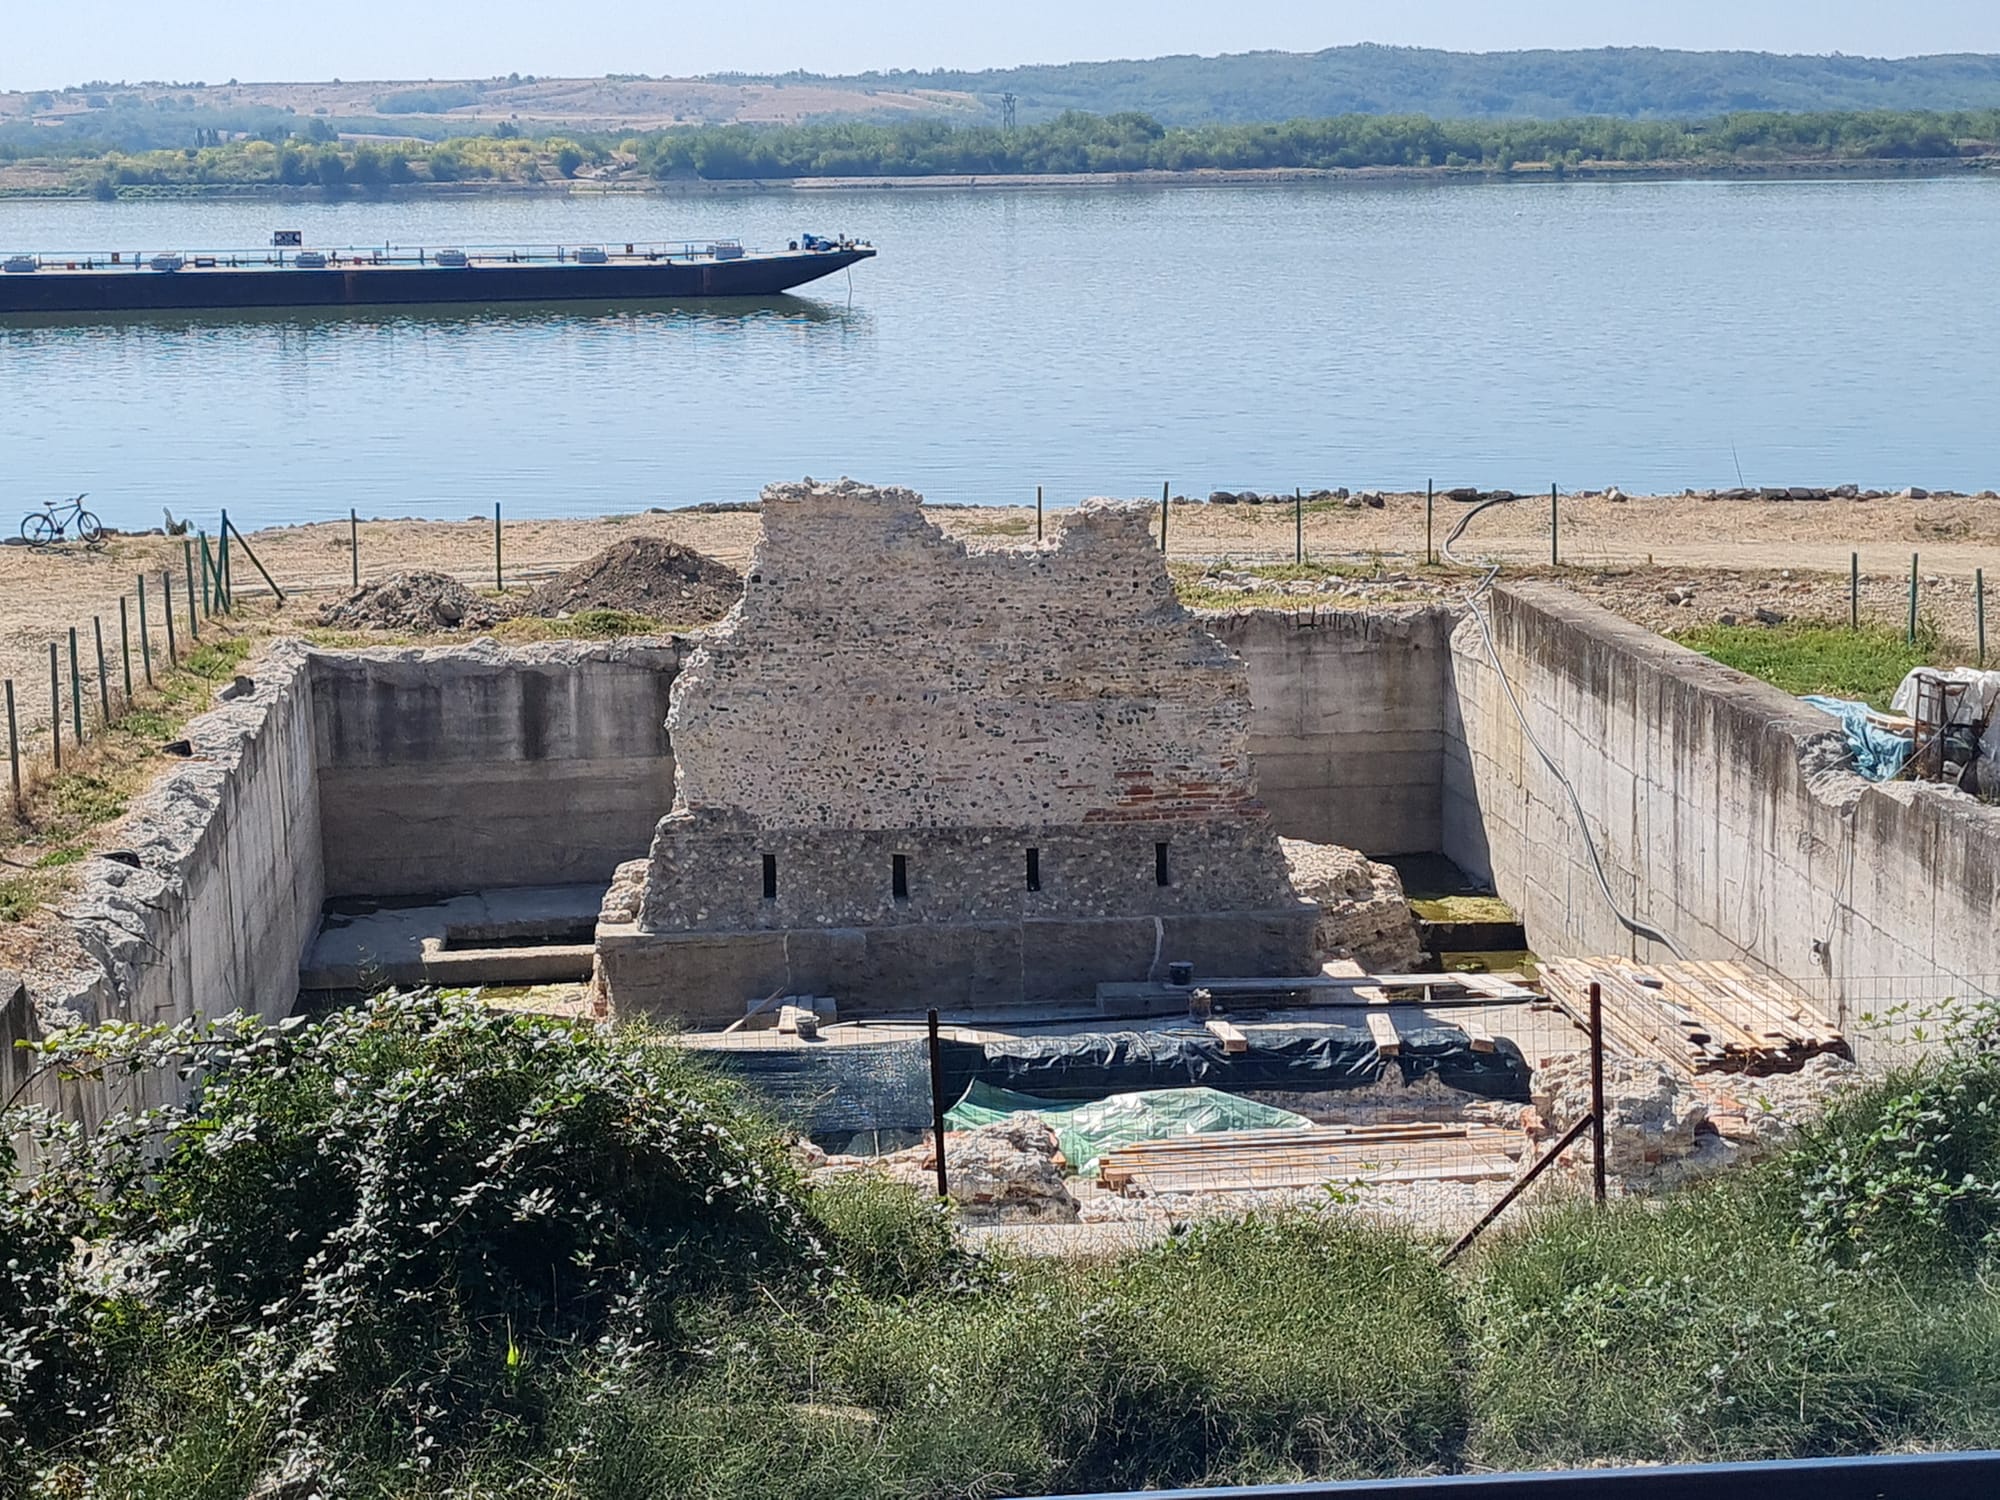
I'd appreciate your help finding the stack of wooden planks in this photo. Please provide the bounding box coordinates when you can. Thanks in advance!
[1540,956,1847,1076]
[1096,1122,1525,1195]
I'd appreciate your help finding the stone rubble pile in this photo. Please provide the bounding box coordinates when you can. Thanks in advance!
[1281,837,1427,971]
[521,537,742,624]
[315,571,512,634]
[803,1112,1081,1224]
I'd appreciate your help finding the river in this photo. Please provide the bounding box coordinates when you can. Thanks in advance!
[1,177,1997,532]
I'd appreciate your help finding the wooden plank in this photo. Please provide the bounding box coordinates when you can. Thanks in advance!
[1365,1012,1401,1055]
[1205,1018,1249,1054]
[1457,1015,1497,1053]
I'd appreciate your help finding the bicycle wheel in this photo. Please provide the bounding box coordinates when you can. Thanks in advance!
[76,511,105,545]
[20,512,56,547]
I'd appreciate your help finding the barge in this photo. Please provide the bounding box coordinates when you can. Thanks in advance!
[0,232,875,315]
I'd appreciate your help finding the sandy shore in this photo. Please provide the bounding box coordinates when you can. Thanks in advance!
[2,488,1996,738]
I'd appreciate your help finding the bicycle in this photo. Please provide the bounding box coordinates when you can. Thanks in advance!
[21,493,103,548]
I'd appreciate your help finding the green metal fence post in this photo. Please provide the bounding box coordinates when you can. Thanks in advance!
[1909,552,1919,644]
[48,644,59,771]
[92,616,109,726]
[184,540,199,639]
[163,572,179,668]
[137,575,153,686]
[350,507,360,589]
[5,681,18,814]
[67,628,82,745]
[118,598,133,704]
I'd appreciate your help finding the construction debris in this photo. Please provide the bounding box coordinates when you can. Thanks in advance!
[315,571,512,633]
[521,537,742,623]
[1097,1121,1525,1195]
[1540,956,1847,1075]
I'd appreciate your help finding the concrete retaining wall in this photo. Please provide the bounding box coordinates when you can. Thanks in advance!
[310,639,683,897]
[1215,608,1456,855]
[1444,583,2000,1033]
[36,640,326,1116]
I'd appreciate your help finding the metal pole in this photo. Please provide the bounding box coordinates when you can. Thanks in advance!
[1909,552,1919,644]
[198,532,211,615]
[1980,568,1988,669]
[47,645,59,771]
[184,540,198,639]
[1160,481,1169,556]
[1426,479,1435,565]
[93,617,109,726]
[351,507,359,588]
[927,1007,950,1200]
[224,515,285,604]
[494,502,503,592]
[118,599,133,705]
[1589,980,1607,1206]
[1295,487,1303,564]
[1035,485,1043,543]
[1850,552,1858,630]
[5,681,18,813]
[218,509,230,612]
[137,576,153,686]
[67,628,81,745]
[163,573,179,668]
[1440,1113,1595,1266]
[1550,483,1559,567]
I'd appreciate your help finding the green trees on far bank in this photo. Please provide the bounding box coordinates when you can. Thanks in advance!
[18,104,2000,198]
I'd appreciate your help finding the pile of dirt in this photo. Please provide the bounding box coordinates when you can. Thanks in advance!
[316,571,513,634]
[522,538,742,624]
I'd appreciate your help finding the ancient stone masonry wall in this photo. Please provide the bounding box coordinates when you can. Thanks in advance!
[602,479,1316,1017]
[638,479,1300,932]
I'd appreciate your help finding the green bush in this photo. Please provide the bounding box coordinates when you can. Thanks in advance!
[45,995,822,1476]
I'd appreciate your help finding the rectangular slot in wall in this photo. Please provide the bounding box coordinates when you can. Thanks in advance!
[762,853,778,901]
[892,853,909,901]
[1026,847,1041,892]
[1155,841,1171,887]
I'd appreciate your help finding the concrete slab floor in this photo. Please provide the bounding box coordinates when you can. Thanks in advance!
[298,884,607,993]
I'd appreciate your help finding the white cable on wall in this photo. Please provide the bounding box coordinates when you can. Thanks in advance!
[1442,497,1688,960]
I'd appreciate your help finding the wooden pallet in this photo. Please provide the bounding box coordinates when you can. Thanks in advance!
[1540,956,1847,1076]
[1098,1122,1526,1195]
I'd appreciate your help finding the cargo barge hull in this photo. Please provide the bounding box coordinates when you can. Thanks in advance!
[0,247,875,315]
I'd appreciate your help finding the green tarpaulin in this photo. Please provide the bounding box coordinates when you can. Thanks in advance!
[946,1079,1311,1177]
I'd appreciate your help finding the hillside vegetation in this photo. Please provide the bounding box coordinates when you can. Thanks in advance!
[2,992,1999,1495]
[9,106,1999,197]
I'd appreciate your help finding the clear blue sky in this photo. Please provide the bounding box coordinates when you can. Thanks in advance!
[8,1,2000,91]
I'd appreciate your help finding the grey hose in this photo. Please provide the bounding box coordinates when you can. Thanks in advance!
[1442,495,1689,959]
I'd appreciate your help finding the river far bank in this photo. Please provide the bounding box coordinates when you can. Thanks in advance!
[3,154,1997,201]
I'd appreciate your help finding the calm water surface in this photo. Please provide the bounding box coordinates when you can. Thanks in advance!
[2,179,1998,531]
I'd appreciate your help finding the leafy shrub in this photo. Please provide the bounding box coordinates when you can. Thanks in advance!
[52,995,823,1470]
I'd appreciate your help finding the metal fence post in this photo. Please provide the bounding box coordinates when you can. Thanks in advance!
[5,681,19,813]
[163,572,180,668]
[1426,479,1435,565]
[1036,485,1043,543]
[137,575,153,687]
[350,507,360,589]
[67,628,82,745]
[927,1007,950,1200]
[1979,568,1987,669]
[1295,487,1303,564]
[1550,483,1560,567]
[1160,481,1170,557]
[48,643,60,771]
[1850,552,1858,630]
[1589,980,1607,1205]
[118,599,133,705]
[93,617,109,726]
[184,539,199,639]
[1908,552,1919,644]
[494,502,504,592]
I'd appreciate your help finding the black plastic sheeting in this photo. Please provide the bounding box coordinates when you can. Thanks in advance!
[969,1020,1529,1103]
[700,1016,1528,1145]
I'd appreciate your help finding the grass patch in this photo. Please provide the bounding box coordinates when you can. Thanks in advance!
[490,608,671,642]
[1675,619,1948,709]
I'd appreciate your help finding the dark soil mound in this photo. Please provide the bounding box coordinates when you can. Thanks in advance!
[524,538,742,624]
[316,572,513,634]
